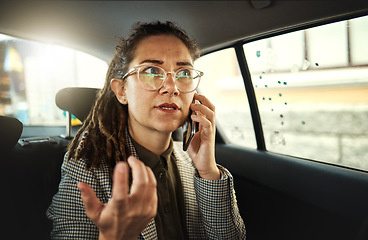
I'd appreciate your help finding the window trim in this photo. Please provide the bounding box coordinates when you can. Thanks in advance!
[234,43,266,151]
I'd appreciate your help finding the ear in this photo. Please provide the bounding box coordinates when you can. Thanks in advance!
[110,78,128,105]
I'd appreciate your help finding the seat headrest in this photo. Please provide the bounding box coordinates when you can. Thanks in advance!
[55,87,100,122]
[0,116,23,150]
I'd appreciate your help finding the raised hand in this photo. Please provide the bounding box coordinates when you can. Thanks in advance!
[77,156,157,240]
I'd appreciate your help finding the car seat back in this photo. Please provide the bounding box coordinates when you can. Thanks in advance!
[0,115,23,152]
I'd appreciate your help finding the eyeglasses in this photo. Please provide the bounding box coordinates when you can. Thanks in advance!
[121,65,203,93]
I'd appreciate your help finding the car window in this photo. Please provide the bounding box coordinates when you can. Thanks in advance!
[0,34,107,126]
[195,48,257,149]
[243,15,368,171]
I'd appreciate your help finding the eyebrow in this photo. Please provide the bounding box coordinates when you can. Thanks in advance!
[177,61,193,67]
[139,59,163,65]
[139,59,193,67]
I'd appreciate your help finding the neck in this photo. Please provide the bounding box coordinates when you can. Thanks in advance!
[128,122,172,156]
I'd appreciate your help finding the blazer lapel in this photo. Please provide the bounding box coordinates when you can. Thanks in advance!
[126,130,158,240]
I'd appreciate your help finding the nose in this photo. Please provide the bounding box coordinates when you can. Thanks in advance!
[159,72,179,97]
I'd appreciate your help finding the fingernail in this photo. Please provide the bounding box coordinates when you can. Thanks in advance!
[128,155,137,162]
[116,161,127,173]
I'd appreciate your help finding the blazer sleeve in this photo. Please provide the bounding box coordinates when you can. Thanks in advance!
[46,154,112,240]
[193,166,246,240]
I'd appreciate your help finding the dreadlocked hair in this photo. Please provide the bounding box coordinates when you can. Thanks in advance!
[66,21,199,170]
[66,38,131,170]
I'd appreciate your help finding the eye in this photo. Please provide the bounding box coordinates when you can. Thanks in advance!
[176,69,193,79]
[141,66,161,75]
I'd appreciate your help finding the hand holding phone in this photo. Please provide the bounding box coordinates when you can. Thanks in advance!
[182,93,220,179]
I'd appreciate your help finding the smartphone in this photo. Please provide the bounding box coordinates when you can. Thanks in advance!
[183,102,199,151]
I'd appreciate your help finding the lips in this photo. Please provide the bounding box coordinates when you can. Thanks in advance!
[156,103,180,113]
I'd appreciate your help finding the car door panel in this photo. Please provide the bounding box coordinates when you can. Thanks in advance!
[215,143,368,240]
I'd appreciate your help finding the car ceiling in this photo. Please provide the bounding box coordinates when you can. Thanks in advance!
[1,1,368,63]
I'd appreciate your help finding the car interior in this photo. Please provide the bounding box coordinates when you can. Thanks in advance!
[1,1,368,239]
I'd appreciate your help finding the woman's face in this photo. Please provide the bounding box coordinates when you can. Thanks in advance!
[123,34,195,135]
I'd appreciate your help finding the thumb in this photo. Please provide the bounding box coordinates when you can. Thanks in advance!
[77,182,104,222]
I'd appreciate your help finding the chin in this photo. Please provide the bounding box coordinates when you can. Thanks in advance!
[155,122,181,133]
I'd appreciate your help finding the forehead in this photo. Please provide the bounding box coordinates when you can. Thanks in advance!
[131,35,193,65]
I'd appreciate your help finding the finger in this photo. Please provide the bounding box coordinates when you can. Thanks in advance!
[111,161,129,200]
[191,114,213,133]
[192,93,215,124]
[194,93,215,112]
[77,182,104,221]
[145,166,158,216]
[127,156,149,195]
[191,102,215,123]
[145,166,157,189]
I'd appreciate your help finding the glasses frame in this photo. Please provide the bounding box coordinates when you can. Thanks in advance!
[121,65,204,93]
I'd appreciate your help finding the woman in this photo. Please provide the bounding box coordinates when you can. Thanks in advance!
[47,21,246,240]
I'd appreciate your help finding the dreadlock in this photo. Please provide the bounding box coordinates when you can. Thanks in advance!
[66,21,200,169]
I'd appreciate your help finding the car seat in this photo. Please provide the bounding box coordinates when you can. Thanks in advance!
[55,87,100,138]
[0,116,69,239]
[0,115,23,152]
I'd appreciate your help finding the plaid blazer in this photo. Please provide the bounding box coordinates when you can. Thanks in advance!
[47,135,246,239]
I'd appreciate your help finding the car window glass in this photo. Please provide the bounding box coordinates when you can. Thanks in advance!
[195,48,256,149]
[244,15,368,171]
[0,34,107,126]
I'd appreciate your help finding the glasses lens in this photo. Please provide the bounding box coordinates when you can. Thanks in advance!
[138,66,165,90]
[176,68,201,92]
